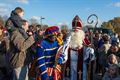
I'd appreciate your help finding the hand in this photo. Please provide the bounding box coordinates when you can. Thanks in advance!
[28,31,33,36]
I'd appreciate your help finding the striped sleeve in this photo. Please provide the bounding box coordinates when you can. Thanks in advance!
[57,53,65,64]
[36,47,49,80]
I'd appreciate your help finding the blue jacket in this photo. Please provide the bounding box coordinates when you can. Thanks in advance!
[36,39,64,80]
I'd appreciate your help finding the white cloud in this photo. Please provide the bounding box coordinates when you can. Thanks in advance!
[63,22,69,25]
[0,8,8,13]
[29,16,41,24]
[56,22,63,26]
[56,22,70,29]
[31,16,40,20]
[0,8,8,16]
[113,2,120,7]
[108,2,120,7]
[0,3,11,7]
[0,3,11,15]
[16,0,29,4]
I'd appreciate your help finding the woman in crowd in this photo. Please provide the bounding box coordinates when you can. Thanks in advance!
[0,18,10,80]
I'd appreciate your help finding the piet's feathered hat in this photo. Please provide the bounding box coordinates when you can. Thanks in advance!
[45,26,59,37]
[72,15,82,29]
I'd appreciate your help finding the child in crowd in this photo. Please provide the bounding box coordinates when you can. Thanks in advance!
[102,64,120,80]
[6,7,28,39]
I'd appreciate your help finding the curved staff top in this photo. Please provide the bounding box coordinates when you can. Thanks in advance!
[87,14,98,28]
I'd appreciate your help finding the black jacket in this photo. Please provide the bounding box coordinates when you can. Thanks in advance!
[5,10,28,39]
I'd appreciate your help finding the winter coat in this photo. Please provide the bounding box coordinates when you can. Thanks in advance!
[0,36,9,67]
[9,29,35,68]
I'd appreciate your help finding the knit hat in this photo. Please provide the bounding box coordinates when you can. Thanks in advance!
[45,26,59,37]
[72,15,82,29]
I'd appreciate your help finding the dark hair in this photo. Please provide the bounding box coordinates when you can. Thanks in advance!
[36,24,41,28]
[111,43,119,48]
[57,32,62,37]
[22,19,28,26]
[14,7,24,14]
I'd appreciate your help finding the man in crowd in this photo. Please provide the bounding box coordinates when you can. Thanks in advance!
[9,19,35,80]
[36,26,65,80]
[63,15,91,80]
[5,7,35,80]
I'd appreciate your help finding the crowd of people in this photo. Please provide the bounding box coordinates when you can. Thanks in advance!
[0,7,120,80]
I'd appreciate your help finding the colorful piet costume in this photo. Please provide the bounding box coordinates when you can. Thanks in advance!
[36,26,65,80]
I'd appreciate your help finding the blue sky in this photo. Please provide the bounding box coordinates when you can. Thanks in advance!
[0,0,120,27]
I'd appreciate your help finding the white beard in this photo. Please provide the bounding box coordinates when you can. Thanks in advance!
[69,30,85,49]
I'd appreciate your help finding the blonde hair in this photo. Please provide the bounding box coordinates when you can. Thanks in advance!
[108,54,118,64]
